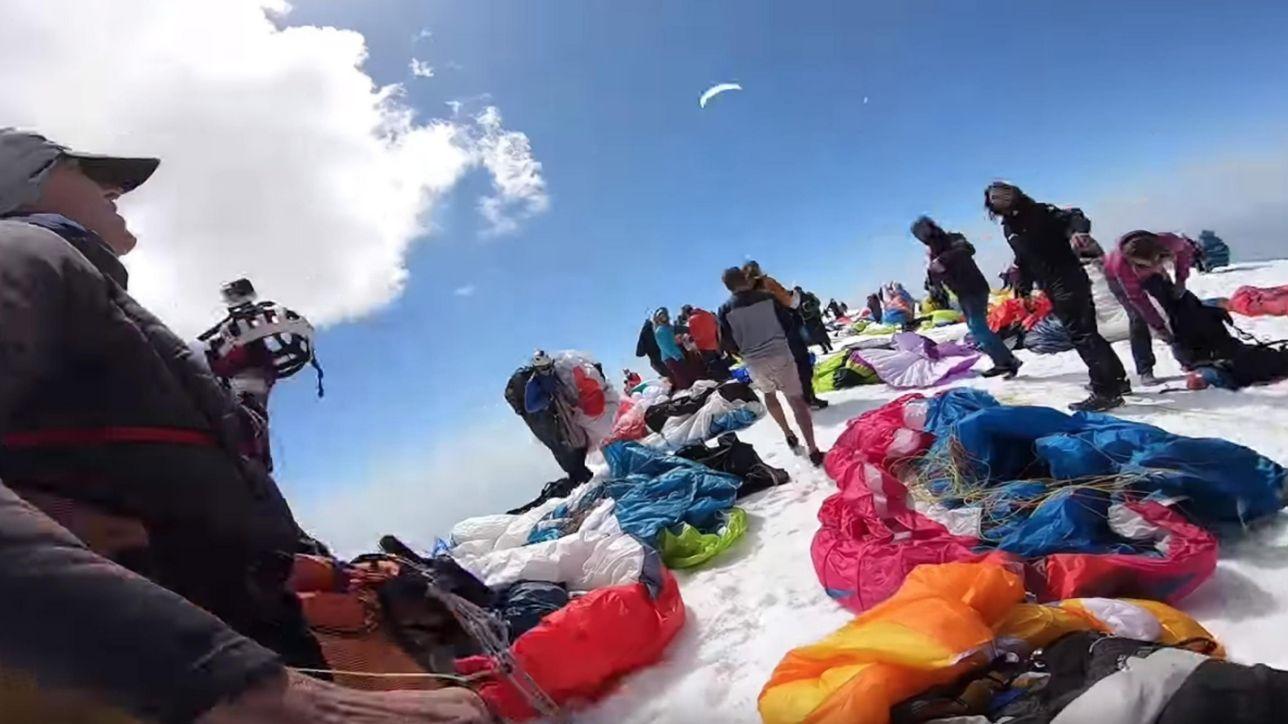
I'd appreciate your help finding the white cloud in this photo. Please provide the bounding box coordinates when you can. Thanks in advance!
[1085,142,1288,262]
[0,0,547,334]
[473,106,550,236]
[290,417,568,557]
[414,28,432,42]
[453,283,476,297]
[409,58,435,78]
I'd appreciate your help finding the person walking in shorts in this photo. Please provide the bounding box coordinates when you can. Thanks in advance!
[717,267,824,465]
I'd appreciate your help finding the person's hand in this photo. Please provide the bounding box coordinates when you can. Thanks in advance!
[1156,327,1175,344]
[198,671,494,724]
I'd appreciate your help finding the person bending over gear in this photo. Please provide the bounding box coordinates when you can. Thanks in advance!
[742,260,829,410]
[1076,231,1169,386]
[718,267,825,466]
[1106,230,1288,390]
[912,216,1020,378]
[0,128,489,723]
[505,351,595,484]
[984,181,1128,411]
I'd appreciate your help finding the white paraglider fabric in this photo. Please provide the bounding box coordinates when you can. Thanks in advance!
[699,82,742,108]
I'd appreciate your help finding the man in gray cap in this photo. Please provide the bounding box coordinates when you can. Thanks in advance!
[0,130,489,722]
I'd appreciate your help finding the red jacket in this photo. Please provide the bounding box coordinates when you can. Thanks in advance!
[687,308,721,351]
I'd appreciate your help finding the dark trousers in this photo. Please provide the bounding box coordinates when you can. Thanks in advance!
[786,316,817,400]
[664,357,695,390]
[1127,310,1156,376]
[552,445,593,483]
[699,350,733,381]
[1047,276,1127,395]
[647,356,669,380]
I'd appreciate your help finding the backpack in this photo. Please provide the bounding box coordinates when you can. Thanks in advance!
[1053,206,1092,238]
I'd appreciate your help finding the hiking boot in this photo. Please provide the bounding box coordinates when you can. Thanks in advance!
[980,360,1022,379]
[808,449,826,467]
[1138,371,1161,386]
[1084,379,1132,395]
[785,434,801,451]
[1069,393,1125,412]
[809,397,829,410]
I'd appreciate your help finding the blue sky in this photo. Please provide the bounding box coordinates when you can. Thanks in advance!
[269,0,1288,546]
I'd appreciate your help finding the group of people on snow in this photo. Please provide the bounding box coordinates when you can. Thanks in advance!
[634,304,731,391]
[3,118,1283,724]
[908,181,1286,410]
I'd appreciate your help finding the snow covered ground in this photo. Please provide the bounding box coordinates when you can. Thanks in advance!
[579,260,1288,723]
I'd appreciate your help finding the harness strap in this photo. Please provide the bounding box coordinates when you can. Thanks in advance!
[3,426,218,448]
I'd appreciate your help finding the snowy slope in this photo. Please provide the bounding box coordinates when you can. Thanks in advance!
[578,260,1288,723]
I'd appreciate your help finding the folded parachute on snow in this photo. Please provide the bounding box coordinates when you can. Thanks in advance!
[759,562,1220,724]
[458,560,684,720]
[812,351,878,394]
[813,388,1288,613]
[1228,284,1288,317]
[448,490,686,719]
[849,332,980,389]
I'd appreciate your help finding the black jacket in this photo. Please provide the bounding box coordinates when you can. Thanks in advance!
[924,232,990,299]
[1000,202,1091,296]
[0,215,291,721]
[635,318,662,363]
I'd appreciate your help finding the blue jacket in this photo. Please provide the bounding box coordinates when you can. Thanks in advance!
[654,323,685,362]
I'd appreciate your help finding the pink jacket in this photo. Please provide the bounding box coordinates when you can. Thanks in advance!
[1104,232,1195,333]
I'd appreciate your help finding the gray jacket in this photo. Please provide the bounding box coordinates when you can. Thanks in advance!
[717,290,796,362]
[0,215,300,720]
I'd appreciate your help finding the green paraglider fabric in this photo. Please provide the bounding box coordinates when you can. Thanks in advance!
[659,507,749,569]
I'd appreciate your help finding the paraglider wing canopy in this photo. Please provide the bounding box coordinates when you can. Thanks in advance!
[699,82,742,108]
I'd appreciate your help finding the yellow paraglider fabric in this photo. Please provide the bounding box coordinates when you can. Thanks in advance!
[758,563,1023,724]
[759,563,1221,724]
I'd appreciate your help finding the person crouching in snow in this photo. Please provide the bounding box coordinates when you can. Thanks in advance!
[718,267,825,466]
[912,216,1021,379]
[653,307,696,390]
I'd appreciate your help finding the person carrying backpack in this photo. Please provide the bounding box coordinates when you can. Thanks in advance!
[912,216,1021,378]
[984,182,1129,410]
[795,286,833,354]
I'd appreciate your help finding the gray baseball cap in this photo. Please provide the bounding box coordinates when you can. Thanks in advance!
[0,128,159,215]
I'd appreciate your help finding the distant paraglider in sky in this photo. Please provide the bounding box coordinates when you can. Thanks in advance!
[699,82,742,109]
